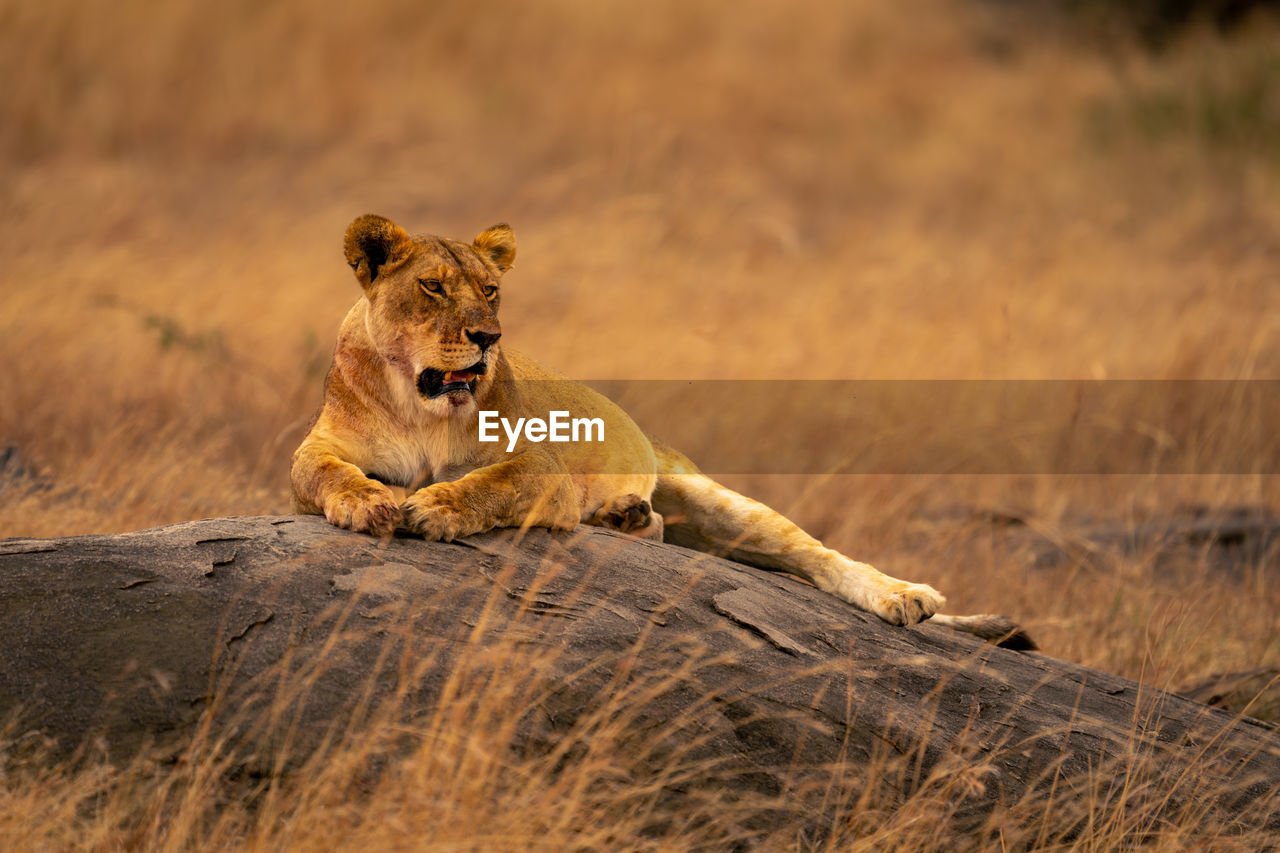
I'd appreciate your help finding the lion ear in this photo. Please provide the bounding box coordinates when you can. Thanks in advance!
[344,214,413,291]
[473,223,516,273]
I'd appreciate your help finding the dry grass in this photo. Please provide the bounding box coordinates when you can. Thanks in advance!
[1,0,1278,848]
[2,571,1276,852]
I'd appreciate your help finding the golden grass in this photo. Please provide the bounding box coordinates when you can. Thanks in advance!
[1,0,1278,847]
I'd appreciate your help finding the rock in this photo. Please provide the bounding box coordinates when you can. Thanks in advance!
[1181,667,1280,723]
[1,515,1277,838]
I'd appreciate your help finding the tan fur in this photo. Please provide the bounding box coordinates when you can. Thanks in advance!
[293,215,1022,637]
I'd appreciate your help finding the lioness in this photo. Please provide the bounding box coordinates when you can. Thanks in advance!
[292,215,1028,644]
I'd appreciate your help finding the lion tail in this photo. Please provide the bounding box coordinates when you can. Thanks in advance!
[928,613,1038,651]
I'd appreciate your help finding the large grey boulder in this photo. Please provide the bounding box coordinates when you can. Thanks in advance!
[1,515,1277,838]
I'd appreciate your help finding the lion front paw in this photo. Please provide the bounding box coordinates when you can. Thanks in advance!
[869,581,945,627]
[324,483,401,537]
[401,485,477,542]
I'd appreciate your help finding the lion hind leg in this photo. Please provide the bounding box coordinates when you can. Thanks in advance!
[587,493,664,541]
[649,445,943,626]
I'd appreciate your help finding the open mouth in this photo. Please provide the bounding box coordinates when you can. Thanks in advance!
[416,361,487,399]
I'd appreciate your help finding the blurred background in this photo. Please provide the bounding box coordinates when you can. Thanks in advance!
[1,0,1276,675]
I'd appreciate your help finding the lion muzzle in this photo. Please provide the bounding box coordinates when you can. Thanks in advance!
[416,361,487,402]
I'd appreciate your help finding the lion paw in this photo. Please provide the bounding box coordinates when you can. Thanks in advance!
[870,581,945,626]
[401,486,473,542]
[590,494,653,533]
[588,494,664,541]
[324,483,401,537]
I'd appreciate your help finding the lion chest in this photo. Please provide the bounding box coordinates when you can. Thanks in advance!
[363,422,481,488]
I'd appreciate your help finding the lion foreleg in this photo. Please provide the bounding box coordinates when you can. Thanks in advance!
[291,438,402,537]
[400,454,580,542]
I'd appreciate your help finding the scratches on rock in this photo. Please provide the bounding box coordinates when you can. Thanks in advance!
[196,538,242,576]
[475,565,616,623]
[117,576,156,590]
[712,588,812,657]
[331,562,425,599]
[224,606,273,647]
[0,541,59,556]
[500,586,588,620]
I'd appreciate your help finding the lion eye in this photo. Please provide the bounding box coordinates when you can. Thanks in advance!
[418,278,444,295]
[482,284,498,299]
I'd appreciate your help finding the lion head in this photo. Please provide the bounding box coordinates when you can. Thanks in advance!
[342,214,516,415]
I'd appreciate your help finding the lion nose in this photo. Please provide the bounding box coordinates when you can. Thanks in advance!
[465,328,502,351]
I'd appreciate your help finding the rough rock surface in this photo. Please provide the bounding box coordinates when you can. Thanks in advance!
[2,515,1277,835]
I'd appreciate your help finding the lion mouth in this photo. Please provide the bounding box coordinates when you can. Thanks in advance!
[416,361,487,400]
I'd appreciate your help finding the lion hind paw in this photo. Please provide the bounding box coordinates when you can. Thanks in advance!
[866,582,945,627]
[589,494,664,541]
